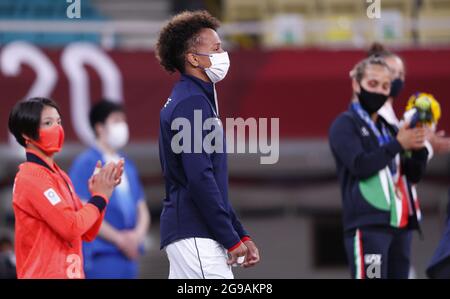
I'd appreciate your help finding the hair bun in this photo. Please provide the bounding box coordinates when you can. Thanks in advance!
[368,42,390,57]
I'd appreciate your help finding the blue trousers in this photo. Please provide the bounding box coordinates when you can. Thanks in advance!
[85,253,138,279]
[344,226,412,279]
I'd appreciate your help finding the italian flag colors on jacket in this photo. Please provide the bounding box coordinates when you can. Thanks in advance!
[359,165,420,228]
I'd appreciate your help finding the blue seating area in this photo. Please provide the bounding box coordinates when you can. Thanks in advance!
[0,0,106,47]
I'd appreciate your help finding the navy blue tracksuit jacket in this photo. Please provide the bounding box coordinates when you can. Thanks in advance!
[158,74,248,250]
[329,107,428,232]
[329,106,428,278]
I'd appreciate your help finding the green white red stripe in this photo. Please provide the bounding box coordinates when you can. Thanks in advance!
[395,175,410,228]
[353,229,365,279]
[359,166,410,228]
[411,185,422,220]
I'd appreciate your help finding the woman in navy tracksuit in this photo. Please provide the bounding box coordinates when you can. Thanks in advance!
[329,56,428,279]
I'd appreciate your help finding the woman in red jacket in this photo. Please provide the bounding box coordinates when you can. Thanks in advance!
[8,97,123,279]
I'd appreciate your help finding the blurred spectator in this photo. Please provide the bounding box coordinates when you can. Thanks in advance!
[370,42,450,156]
[0,235,16,279]
[69,100,150,279]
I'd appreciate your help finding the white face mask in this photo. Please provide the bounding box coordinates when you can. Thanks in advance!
[106,122,129,150]
[197,51,230,83]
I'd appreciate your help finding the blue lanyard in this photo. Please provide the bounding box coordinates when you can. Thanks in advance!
[352,102,397,175]
[351,102,391,146]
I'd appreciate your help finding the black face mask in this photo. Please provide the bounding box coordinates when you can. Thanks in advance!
[357,85,389,114]
[390,78,404,98]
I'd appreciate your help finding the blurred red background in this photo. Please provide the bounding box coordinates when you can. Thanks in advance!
[1,48,450,142]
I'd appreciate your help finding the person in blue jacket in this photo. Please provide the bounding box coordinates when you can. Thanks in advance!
[427,189,450,278]
[155,10,260,278]
[329,56,428,279]
[69,100,150,279]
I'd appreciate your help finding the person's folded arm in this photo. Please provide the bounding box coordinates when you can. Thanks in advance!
[82,207,107,242]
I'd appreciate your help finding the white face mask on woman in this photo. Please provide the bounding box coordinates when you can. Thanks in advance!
[106,122,129,150]
[196,51,230,83]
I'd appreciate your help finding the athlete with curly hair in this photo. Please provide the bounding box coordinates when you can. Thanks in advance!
[156,10,260,279]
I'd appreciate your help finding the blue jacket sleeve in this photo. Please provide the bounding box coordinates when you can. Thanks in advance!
[230,206,249,239]
[329,114,403,179]
[172,95,241,250]
[69,154,94,201]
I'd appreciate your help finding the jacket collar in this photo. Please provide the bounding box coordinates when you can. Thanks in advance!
[181,73,216,109]
[181,73,213,91]
[25,148,55,172]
